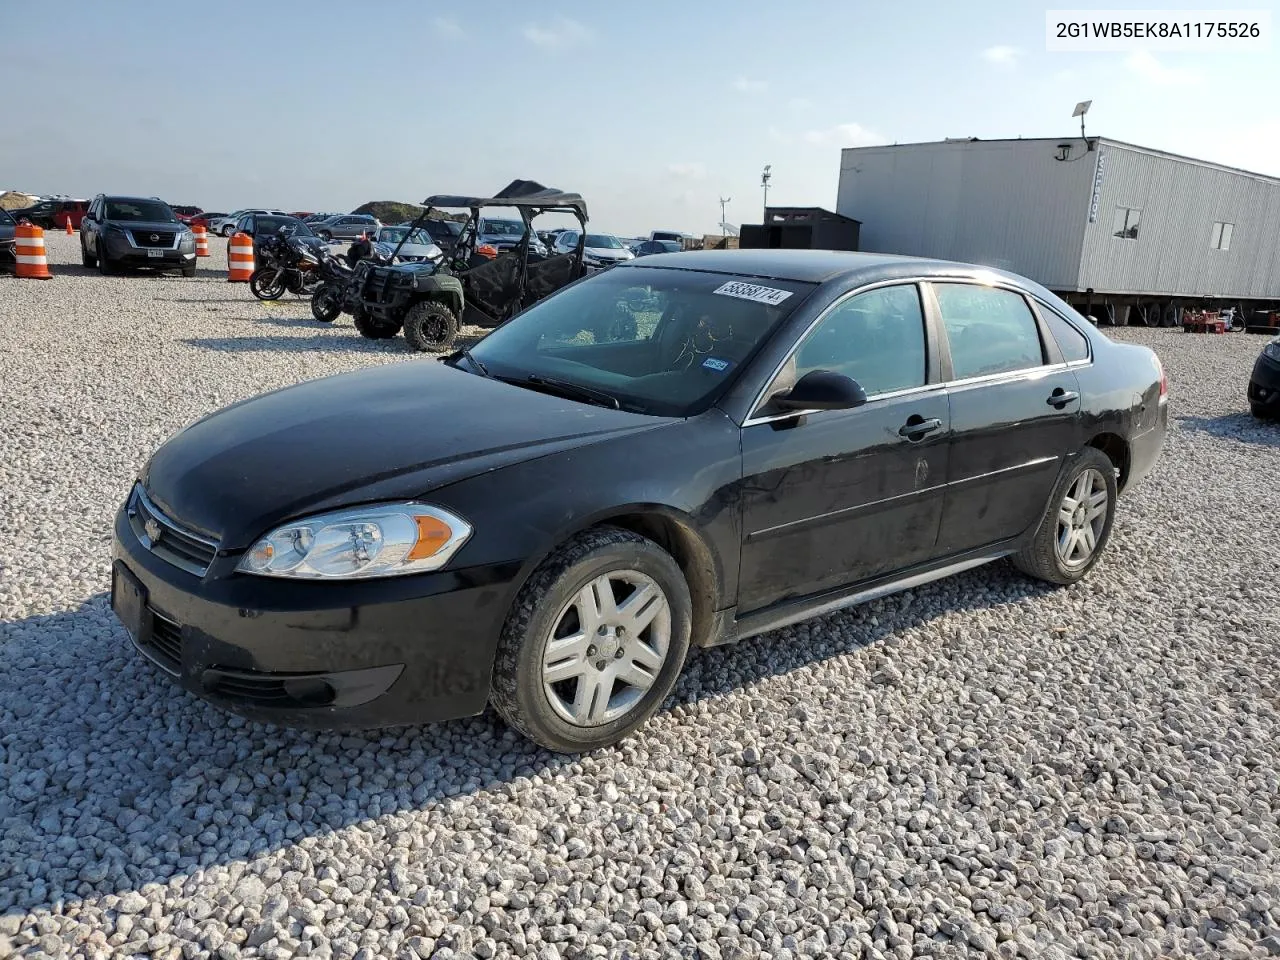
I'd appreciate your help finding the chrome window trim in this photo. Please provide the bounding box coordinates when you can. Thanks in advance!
[742,277,937,426]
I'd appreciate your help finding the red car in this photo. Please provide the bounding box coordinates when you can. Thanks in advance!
[187,211,227,231]
[50,200,90,230]
[290,211,314,219]
[171,205,204,225]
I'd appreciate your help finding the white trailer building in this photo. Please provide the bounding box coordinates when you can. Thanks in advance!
[836,136,1280,327]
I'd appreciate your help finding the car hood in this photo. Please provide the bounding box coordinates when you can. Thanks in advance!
[141,361,663,548]
[585,246,630,260]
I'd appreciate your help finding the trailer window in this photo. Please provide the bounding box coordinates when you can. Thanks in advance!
[1211,221,1233,251]
[1112,207,1141,240]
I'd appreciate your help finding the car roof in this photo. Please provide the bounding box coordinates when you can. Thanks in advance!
[614,248,1044,289]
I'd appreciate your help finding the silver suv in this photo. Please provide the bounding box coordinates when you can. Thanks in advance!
[313,214,381,241]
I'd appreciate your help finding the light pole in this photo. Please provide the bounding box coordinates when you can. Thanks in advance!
[719,196,731,235]
[760,165,772,220]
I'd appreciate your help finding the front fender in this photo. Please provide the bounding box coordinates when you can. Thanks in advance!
[414,273,465,314]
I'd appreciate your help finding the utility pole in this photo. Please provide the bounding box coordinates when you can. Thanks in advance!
[760,165,772,221]
[719,196,731,235]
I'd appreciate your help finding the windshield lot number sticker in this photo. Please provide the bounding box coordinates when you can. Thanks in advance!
[702,357,731,372]
[713,281,794,306]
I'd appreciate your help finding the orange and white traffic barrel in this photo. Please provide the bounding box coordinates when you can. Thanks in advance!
[14,224,52,279]
[193,224,210,257]
[228,232,254,282]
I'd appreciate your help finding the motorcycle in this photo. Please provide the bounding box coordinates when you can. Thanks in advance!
[249,229,325,301]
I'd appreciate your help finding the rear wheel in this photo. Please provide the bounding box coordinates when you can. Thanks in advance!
[1013,447,1117,585]
[318,230,333,241]
[490,527,692,753]
[402,301,459,352]
[353,309,400,340]
[311,284,342,323]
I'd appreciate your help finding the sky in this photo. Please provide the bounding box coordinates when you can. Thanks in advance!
[2,0,1278,237]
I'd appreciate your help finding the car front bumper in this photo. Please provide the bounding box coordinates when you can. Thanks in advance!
[111,504,520,729]
[1248,352,1280,412]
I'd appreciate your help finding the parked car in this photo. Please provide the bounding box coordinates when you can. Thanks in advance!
[304,212,342,224]
[478,216,548,256]
[290,211,315,220]
[1248,336,1280,419]
[170,205,203,224]
[188,212,227,231]
[420,217,464,253]
[80,195,197,276]
[12,198,89,230]
[211,209,288,237]
[631,239,683,257]
[229,213,322,269]
[110,249,1167,752]
[553,231,634,268]
[374,224,443,262]
[312,214,380,241]
[0,207,15,267]
[649,230,687,243]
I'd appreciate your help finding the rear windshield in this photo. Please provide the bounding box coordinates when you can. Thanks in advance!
[469,266,817,417]
[255,216,315,237]
[481,219,525,237]
[105,200,177,222]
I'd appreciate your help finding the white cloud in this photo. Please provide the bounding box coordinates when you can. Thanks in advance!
[731,76,768,93]
[788,97,815,113]
[523,17,592,49]
[802,123,887,148]
[981,45,1021,67]
[1124,51,1202,86]
[767,126,794,146]
[666,162,707,180]
[433,17,464,37]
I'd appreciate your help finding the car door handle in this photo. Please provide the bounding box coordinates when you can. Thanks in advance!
[1047,389,1080,408]
[898,416,943,439]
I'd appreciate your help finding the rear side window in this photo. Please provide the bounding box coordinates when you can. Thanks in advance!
[794,284,927,396]
[1040,306,1091,362]
[934,283,1046,380]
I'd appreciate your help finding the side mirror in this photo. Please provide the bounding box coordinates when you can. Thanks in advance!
[773,370,868,411]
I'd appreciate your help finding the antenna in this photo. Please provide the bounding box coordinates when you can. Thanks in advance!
[1072,99,1092,141]
[719,196,732,233]
[760,165,772,220]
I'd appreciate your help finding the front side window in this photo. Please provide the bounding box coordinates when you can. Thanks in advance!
[934,283,1046,380]
[467,267,815,417]
[1112,206,1141,240]
[792,285,927,396]
[1211,221,1234,251]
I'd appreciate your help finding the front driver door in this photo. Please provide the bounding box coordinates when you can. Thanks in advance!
[737,283,951,614]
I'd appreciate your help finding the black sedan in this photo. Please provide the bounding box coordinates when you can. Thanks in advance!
[111,250,1168,752]
[1248,336,1280,419]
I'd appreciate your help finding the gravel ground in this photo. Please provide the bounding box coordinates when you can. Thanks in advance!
[2,233,1279,960]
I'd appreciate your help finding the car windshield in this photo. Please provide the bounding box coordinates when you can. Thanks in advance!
[379,227,433,246]
[257,216,314,237]
[105,200,177,222]
[466,266,816,417]
[585,234,622,248]
[481,219,525,237]
[656,241,682,252]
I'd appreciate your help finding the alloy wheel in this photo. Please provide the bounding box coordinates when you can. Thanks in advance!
[1055,468,1109,568]
[541,570,672,727]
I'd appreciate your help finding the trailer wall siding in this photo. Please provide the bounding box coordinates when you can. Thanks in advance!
[1079,141,1280,299]
[836,140,1094,290]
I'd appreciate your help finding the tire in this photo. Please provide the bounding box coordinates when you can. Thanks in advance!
[352,309,400,340]
[311,284,342,323]
[402,301,459,352]
[221,224,235,237]
[1013,447,1118,586]
[1252,402,1275,421]
[250,268,286,301]
[182,264,196,278]
[97,248,113,275]
[491,527,692,753]
[81,239,96,268]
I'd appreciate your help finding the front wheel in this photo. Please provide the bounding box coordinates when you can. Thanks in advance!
[402,301,459,352]
[250,267,286,301]
[81,239,97,268]
[353,309,401,340]
[311,284,342,323]
[1013,446,1118,585]
[490,527,692,753]
[1252,401,1275,421]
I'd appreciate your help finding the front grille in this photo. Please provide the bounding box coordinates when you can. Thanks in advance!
[131,230,176,248]
[145,612,183,674]
[127,485,219,576]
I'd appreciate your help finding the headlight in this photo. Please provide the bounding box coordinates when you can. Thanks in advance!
[1265,341,1280,361]
[237,502,472,580]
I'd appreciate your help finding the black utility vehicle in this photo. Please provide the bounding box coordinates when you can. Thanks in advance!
[346,179,590,352]
[112,250,1167,752]
[81,196,197,276]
